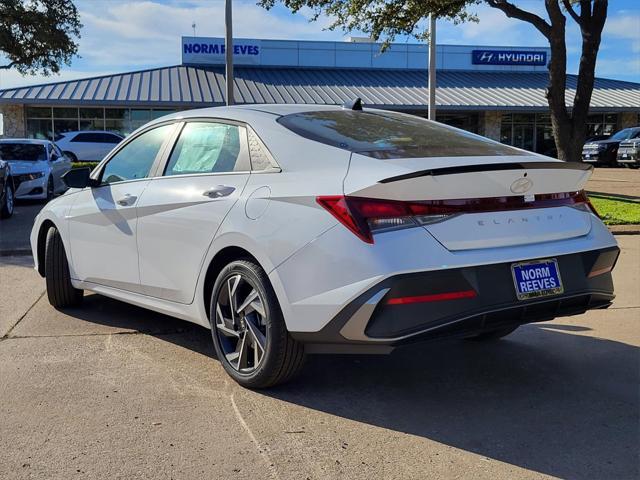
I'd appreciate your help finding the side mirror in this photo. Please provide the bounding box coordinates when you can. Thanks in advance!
[62,167,94,189]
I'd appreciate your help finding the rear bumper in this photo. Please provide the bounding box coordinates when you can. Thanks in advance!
[291,246,619,349]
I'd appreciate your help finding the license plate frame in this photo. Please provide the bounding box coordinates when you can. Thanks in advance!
[511,258,564,301]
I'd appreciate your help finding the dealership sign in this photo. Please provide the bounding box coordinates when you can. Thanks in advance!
[472,50,547,66]
[182,37,261,65]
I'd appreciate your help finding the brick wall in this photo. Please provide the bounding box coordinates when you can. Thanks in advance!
[619,111,638,129]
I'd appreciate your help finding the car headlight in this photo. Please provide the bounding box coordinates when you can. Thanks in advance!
[597,144,607,151]
[18,172,45,181]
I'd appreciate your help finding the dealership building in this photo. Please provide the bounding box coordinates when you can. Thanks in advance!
[0,36,638,155]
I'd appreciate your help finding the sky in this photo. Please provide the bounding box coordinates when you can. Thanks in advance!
[0,0,638,89]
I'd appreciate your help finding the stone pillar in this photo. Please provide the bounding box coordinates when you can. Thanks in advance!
[0,104,26,138]
[480,111,502,141]
[618,111,638,129]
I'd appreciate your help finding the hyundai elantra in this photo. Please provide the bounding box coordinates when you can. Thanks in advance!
[30,102,619,387]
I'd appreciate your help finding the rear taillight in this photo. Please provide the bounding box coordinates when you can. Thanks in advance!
[316,196,459,243]
[317,191,594,244]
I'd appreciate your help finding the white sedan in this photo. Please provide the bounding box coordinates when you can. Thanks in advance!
[31,103,619,388]
[0,139,71,201]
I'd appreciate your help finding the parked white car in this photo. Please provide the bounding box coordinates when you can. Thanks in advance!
[31,103,619,388]
[0,139,71,201]
[55,130,123,162]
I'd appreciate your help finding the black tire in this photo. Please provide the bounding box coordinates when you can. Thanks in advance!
[0,180,14,219]
[210,259,305,388]
[63,151,78,162]
[468,325,519,341]
[45,226,83,308]
[45,176,54,202]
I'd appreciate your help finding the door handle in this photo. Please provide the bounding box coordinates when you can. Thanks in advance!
[116,194,137,206]
[203,185,235,199]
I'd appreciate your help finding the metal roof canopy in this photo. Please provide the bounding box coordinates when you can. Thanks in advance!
[0,65,638,112]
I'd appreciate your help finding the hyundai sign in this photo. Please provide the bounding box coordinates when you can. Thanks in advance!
[182,37,261,65]
[472,50,547,66]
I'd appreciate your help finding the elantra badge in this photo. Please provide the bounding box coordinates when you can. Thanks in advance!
[510,177,534,194]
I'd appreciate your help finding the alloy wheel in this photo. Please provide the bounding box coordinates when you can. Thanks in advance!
[214,273,268,373]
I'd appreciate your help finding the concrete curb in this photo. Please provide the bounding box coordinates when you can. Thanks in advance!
[609,225,640,235]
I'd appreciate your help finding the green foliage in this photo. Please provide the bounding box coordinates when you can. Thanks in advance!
[71,161,98,170]
[259,0,479,44]
[0,0,82,75]
[589,194,640,226]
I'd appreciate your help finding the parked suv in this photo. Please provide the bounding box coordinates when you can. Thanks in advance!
[55,130,123,162]
[582,127,640,166]
[616,137,640,168]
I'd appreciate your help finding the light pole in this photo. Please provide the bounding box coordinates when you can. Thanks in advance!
[225,0,234,106]
[428,14,436,121]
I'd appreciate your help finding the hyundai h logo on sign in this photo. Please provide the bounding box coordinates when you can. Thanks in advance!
[182,37,261,65]
[472,49,547,66]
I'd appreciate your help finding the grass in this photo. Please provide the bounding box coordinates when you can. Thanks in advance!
[71,161,99,170]
[588,193,640,225]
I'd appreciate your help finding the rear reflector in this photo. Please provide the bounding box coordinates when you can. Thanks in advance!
[317,191,594,244]
[386,289,477,305]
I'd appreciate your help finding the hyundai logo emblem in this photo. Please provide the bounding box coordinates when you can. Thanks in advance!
[510,177,534,194]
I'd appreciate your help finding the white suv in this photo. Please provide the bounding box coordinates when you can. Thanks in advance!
[55,130,123,162]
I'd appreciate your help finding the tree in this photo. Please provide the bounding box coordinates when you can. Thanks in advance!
[259,0,609,162]
[0,0,81,76]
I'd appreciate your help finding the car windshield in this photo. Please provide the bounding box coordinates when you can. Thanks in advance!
[0,143,47,161]
[610,128,640,141]
[277,110,526,158]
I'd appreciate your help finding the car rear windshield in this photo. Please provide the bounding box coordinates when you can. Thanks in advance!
[0,143,47,161]
[277,110,526,159]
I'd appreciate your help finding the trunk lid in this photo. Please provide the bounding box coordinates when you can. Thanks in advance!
[343,154,594,250]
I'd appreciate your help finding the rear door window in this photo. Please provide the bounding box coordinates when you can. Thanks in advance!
[278,110,526,158]
[163,122,248,176]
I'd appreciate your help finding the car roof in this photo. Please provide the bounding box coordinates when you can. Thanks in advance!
[58,130,123,136]
[144,104,377,130]
[0,138,51,145]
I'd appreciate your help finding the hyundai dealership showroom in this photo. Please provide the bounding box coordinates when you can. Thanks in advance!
[0,36,638,157]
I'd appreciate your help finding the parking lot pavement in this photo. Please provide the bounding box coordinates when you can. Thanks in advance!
[0,201,43,254]
[587,168,640,199]
[0,236,638,480]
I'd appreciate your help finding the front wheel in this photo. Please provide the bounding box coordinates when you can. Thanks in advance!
[0,181,14,218]
[210,260,305,388]
[45,226,83,308]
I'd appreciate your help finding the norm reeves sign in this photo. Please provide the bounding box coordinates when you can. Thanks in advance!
[472,49,547,66]
[182,37,261,65]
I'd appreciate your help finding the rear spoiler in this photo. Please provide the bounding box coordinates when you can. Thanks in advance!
[379,161,592,184]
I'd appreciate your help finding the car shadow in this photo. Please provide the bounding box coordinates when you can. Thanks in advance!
[62,293,638,480]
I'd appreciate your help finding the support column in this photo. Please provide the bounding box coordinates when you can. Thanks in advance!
[481,111,502,141]
[0,104,25,138]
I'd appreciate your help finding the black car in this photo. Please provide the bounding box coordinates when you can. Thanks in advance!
[582,127,640,166]
[0,158,14,219]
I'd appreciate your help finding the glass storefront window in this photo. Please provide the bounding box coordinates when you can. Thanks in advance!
[512,113,535,124]
[435,113,479,134]
[150,109,177,120]
[53,107,78,119]
[26,107,52,118]
[106,108,127,119]
[105,119,127,136]
[80,108,103,119]
[80,119,105,131]
[54,119,79,135]
[26,119,54,140]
